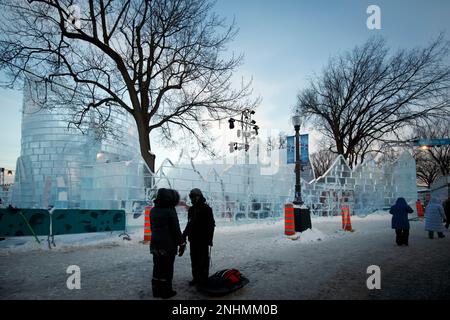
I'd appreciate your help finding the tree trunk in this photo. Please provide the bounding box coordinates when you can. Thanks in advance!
[135,116,155,174]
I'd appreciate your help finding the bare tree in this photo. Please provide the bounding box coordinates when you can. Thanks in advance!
[0,0,257,173]
[265,135,276,154]
[375,144,403,167]
[265,131,287,154]
[277,131,287,149]
[415,151,441,188]
[414,117,450,178]
[310,149,336,178]
[296,36,450,168]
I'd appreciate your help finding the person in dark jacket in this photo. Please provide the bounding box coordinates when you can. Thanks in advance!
[389,197,413,246]
[150,188,185,299]
[182,188,215,288]
[443,196,450,229]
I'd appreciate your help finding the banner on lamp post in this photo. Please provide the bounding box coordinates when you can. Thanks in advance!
[287,134,309,165]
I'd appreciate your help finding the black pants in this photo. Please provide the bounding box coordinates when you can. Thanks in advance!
[395,229,409,245]
[428,231,445,239]
[152,253,175,281]
[190,243,210,285]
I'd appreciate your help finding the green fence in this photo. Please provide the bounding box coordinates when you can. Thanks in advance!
[0,208,125,238]
[51,209,126,235]
[0,208,50,237]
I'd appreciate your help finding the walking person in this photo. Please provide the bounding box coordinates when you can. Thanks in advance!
[389,197,413,246]
[425,197,446,239]
[183,188,215,289]
[150,188,186,299]
[443,196,450,230]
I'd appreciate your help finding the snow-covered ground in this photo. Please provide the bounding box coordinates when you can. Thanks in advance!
[1,212,449,299]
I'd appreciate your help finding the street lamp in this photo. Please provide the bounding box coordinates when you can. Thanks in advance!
[291,114,302,205]
[290,113,312,232]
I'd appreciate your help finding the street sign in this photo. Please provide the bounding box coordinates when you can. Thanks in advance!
[413,138,450,147]
[287,134,310,164]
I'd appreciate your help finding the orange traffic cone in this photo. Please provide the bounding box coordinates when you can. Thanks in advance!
[143,206,152,242]
[341,206,353,231]
[285,204,295,236]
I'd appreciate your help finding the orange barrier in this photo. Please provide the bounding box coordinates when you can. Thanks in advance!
[416,200,424,218]
[285,204,295,235]
[144,206,152,242]
[341,206,352,231]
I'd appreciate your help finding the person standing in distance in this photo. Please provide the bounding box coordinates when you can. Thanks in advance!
[183,188,215,289]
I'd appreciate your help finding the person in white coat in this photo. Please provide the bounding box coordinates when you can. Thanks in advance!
[425,197,446,239]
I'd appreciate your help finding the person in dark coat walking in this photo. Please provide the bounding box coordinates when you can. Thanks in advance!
[443,196,450,230]
[389,197,413,246]
[150,188,186,299]
[182,188,215,288]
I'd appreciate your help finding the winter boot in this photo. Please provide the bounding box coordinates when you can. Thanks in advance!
[160,280,177,299]
[152,279,162,298]
[428,231,434,239]
[438,232,445,238]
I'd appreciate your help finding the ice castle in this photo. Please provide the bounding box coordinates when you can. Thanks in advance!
[152,146,418,219]
[10,81,417,219]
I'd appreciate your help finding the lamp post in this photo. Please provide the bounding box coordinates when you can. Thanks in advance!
[290,113,312,232]
[291,114,302,205]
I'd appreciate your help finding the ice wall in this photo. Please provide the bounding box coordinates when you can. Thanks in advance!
[152,150,418,219]
[11,80,143,209]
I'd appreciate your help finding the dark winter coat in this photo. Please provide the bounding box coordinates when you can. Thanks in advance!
[150,189,184,256]
[183,197,215,246]
[389,197,413,230]
[444,198,450,221]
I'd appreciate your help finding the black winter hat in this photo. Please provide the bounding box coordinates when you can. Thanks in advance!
[189,188,203,198]
[154,188,180,208]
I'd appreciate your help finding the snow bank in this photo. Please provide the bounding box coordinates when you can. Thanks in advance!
[299,228,327,243]
[0,212,390,254]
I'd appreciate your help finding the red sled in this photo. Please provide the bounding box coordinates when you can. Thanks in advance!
[198,268,250,296]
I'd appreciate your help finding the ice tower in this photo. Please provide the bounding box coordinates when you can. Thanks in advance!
[11,80,147,209]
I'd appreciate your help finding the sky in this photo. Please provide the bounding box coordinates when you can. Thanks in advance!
[1,0,450,171]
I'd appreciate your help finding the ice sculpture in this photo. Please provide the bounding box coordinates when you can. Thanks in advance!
[11,80,146,210]
[151,149,417,219]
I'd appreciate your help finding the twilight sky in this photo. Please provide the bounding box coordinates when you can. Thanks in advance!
[1,0,450,170]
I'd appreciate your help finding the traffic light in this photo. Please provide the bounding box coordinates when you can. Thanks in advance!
[228,118,235,129]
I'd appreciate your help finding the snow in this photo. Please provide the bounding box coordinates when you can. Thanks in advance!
[2,211,449,300]
[0,211,390,254]
[0,211,390,253]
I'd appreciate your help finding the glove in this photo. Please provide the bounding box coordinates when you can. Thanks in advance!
[178,243,186,257]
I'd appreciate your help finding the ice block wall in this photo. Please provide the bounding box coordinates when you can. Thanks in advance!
[11,80,143,209]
